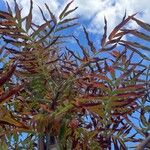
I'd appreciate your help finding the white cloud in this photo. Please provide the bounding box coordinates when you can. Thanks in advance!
[4,0,150,34]
[73,0,150,34]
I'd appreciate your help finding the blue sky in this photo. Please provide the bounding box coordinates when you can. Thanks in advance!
[0,0,5,10]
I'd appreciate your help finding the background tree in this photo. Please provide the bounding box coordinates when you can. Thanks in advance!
[0,0,149,149]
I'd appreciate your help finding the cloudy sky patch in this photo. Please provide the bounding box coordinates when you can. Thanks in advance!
[4,0,150,34]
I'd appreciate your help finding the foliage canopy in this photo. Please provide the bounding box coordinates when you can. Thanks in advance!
[0,0,149,149]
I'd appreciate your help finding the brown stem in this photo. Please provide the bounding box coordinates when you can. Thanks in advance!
[136,134,150,150]
[38,134,45,150]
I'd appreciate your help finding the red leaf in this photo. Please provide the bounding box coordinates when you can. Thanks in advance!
[108,13,137,40]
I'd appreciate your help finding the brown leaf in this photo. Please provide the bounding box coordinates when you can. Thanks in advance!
[101,17,107,47]
[0,64,16,86]
[25,0,33,31]
[0,10,13,19]
[0,85,24,104]
[132,17,150,31]
[0,20,16,26]
[108,13,137,40]
[83,27,96,53]
[14,0,21,20]
[0,108,27,128]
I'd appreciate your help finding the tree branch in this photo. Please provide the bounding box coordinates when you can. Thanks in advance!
[136,134,150,150]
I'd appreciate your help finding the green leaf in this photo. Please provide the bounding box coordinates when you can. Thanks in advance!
[58,17,78,25]
[118,138,127,150]
[0,142,8,150]
[144,106,150,112]
[59,120,67,141]
[59,0,74,20]
[56,23,78,32]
